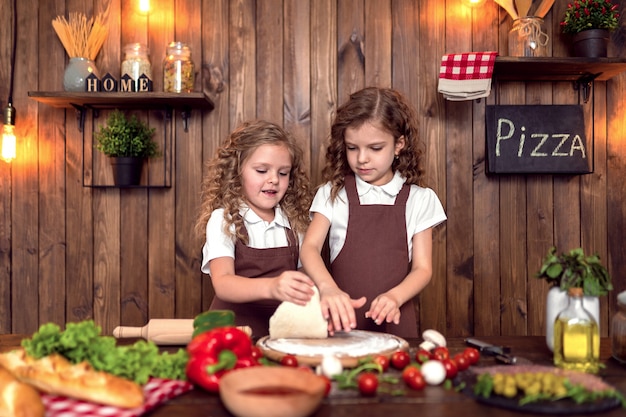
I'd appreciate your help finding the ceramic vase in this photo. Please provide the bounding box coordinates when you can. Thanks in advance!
[545,286,600,352]
[572,29,610,58]
[64,57,99,92]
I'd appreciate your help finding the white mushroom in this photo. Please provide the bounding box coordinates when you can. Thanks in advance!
[422,329,447,348]
[319,354,343,378]
[418,340,437,351]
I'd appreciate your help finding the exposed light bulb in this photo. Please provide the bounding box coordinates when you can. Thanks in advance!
[1,104,16,163]
[464,0,487,6]
[139,0,150,14]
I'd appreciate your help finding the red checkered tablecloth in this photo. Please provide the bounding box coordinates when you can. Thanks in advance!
[42,378,194,417]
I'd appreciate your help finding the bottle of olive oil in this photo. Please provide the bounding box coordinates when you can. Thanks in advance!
[553,287,600,373]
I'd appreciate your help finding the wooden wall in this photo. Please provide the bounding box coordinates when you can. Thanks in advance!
[1,0,625,339]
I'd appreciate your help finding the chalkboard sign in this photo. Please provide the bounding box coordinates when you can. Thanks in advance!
[486,105,592,174]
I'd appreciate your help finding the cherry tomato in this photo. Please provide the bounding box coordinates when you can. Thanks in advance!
[432,346,450,361]
[441,358,458,379]
[415,349,432,364]
[401,364,421,383]
[453,353,470,371]
[404,371,426,390]
[390,350,411,370]
[357,372,379,396]
[280,354,299,367]
[372,355,390,372]
[251,346,264,360]
[463,347,480,365]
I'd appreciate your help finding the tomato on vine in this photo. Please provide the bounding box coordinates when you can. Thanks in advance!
[357,372,379,396]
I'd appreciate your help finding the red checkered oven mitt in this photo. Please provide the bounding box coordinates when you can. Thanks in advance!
[42,378,193,417]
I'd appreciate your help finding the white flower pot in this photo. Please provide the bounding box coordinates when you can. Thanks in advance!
[546,286,600,352]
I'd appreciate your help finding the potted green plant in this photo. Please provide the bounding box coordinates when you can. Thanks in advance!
[536,246,612,351]
[560,0,620,57]
[95,109,159,186]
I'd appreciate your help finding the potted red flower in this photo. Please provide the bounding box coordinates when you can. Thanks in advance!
[560,0,620,57]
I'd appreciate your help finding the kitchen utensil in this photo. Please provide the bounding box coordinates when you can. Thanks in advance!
[533,0,555,18]
[257,330,409,367]
[515,0,532,17]
[465,338,521,365]
[495,0,519,20]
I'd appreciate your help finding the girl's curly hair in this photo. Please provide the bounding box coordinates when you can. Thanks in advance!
[195,120,312,245]
[322,87,425,201]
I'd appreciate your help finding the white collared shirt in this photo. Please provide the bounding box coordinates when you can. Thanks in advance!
[201,205,301,275]
[310,172,447,262]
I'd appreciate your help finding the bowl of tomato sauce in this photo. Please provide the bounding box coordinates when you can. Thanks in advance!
[219,366,327,417]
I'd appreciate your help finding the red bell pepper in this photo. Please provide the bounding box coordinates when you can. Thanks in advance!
[185,326,258,392]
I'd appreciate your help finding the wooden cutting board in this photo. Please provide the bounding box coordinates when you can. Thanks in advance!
[257,330,409,368]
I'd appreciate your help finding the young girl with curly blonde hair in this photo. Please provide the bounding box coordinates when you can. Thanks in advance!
[301,87,447,338]
[196,119,314,337]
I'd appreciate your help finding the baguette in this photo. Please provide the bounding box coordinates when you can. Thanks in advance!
[0,349,143,409]
[0,365,44,417]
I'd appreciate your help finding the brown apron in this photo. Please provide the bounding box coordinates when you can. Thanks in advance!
[209,225,299,339]
[330,174,417,338]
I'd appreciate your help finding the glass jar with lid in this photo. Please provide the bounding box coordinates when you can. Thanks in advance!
[121,43,152,81]
[163,42,195,93]
[508,17,549,57]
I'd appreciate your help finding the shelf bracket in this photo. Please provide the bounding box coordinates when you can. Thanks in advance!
[574,72,601,104]
[70,104,86,133]
[181,107,191,132]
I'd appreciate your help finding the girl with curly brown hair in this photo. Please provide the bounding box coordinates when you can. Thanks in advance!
[196,120,314,338]
[301,87,446,338]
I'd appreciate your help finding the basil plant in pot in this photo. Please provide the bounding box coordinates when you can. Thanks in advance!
[560,0,620,57]
[95,109,159,186]
[536,246,612,351]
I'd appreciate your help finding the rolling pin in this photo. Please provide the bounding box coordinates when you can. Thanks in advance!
[113,319,252,345]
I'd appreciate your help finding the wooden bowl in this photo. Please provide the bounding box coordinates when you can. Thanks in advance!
[219,366,326,417]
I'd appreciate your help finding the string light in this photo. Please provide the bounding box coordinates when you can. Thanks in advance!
[1,0,17,163]
[464,0,487,6]
[138,0,151,14]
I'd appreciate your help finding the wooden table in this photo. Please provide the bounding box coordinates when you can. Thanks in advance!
[1,335,625,416]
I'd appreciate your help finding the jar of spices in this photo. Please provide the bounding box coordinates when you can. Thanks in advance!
[163,42,195,93]
[508,17,549,57]
[121,43,152,81]
[611,291,626,364]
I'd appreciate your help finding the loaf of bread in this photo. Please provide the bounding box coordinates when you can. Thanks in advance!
[0,348,144,409]
[269,286,328,339]
[0,364,44,417]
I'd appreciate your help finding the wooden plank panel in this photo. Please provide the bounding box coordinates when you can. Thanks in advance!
[38,0,67,327]
[583,82,609,336]
[472,1,501,337]
[174,0,203,319]
[310,0,336,187]
[443,0,474,337]
[364,0,391,88]
[120,0,150,327]
[12,0,41,334]
[93,0,121,334]
[337,0,364,102]
[229,0,256,126]
[148,0,176,319]
[256,0,284,124]
[284,0,311,173]
[199,0,230,310]
[0,0,13,332]
[415,0,447,334]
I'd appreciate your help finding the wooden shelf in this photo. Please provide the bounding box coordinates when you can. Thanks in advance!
[28,91,214,112]
[494,57,626,82]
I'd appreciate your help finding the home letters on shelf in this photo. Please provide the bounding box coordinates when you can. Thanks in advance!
[485,105,592,174]
[85,73,153,93]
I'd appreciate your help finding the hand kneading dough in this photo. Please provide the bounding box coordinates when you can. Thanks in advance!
[269,286,328,339]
